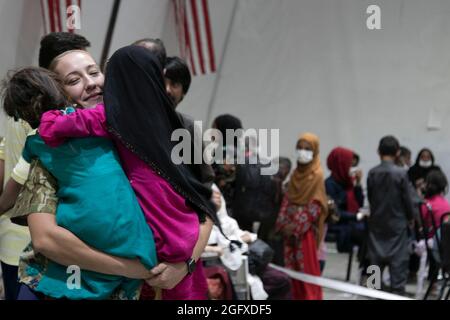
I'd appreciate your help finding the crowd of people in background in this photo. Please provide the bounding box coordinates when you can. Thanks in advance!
[0,32,448,301]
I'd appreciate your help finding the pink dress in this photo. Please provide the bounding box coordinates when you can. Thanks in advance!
[421,195,450,238]
[39,104,208,300]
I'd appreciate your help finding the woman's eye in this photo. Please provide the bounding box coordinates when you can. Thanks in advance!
[90,71,100,76]
[67,78,80,85]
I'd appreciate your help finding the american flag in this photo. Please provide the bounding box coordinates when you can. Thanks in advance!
[40,0,82,34]
[173,0,216,76]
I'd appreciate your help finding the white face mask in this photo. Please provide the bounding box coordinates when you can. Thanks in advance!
[297,149,314,164]
[419,160,432,168]
[349,167,359,177]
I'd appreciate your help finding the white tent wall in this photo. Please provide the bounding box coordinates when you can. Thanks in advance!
[0,0,43,104]
[1,0,450,198]
[197,0,450,199]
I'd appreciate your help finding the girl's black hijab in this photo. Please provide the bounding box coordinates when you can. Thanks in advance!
[408,148,440,184]
[103,45,217,223]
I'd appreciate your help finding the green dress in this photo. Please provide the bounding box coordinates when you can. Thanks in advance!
[22,114,157,300]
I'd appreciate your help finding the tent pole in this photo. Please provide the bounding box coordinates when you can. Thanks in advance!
[205,0,239,126]
[100,0,121,71]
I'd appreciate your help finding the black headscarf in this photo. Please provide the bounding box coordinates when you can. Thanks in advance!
[103,45,217,224]
[408,148,440,185]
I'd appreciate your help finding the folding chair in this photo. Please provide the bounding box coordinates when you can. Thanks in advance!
[422,206,450,300]
[439,213,450,300]
[227,256,251,300]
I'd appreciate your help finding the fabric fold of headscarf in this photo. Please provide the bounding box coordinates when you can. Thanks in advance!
[327,147,360,214]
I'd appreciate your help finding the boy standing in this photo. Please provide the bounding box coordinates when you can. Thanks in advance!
[367,136,414,295]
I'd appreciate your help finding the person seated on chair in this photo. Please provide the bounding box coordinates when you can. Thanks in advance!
[420,169,450,240]
[325,147,365,254]
[204,184,292,300]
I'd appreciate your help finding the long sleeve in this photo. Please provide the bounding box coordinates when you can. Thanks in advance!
[326,178,356,221]
[401,172,415,221]
[39,104,109,147]
[275,195,290,234]
[326,178,347,208]
[276,194,320,238]
[354,185,364,208]
[366,173,373,207]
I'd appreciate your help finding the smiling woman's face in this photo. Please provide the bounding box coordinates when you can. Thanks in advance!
[52,51,104,108]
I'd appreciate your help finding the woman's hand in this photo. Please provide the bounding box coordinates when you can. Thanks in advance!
[145,262,188,290]
[354,170,363,185]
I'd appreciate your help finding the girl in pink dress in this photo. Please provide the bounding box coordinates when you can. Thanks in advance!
[420,169,450,238]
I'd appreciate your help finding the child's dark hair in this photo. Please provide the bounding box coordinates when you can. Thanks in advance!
[378,135,400,157]
[39,32,91,69]
[425,169,448,198]
[1,67,69,129]
[165,56,191,94]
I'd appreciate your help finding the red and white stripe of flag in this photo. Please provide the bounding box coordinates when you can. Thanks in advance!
[173,0,216,76]
[40,0,81,34]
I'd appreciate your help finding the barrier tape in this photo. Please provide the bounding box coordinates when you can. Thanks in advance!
[268,263,413,300]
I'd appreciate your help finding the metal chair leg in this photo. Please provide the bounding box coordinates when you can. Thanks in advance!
[346,246,354,282]
[424,271,438,300]
[445,283,450,300]
[438,278,448,300]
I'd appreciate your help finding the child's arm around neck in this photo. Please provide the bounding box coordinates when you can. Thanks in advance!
[38,104,109,147]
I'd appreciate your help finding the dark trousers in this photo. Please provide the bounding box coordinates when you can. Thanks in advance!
[1,261,19,300]
[17,284,41,300]
[370,254,410,294]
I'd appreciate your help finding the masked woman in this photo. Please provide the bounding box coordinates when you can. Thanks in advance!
[275,133,328,300]
[408,148,440,194]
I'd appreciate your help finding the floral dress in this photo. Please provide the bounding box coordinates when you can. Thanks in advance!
[276,195,323,300]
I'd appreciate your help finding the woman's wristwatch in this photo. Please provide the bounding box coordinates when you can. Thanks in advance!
[186,257,197,274]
